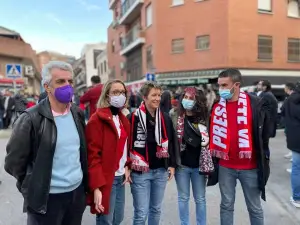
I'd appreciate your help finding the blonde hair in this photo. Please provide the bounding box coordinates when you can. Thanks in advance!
[97,79,128,108]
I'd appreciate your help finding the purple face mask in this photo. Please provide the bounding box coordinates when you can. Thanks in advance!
[54,85,74,103]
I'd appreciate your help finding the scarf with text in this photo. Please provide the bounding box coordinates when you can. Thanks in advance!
[130,102,169,172]
[209,91,253,160]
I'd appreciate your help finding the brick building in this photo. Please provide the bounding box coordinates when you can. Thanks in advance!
[0,26,41,94]
[107,0,300,87]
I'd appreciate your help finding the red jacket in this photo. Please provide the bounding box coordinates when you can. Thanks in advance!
[85,107,131,214]
[80,84,103,118]
[27,101,36,108]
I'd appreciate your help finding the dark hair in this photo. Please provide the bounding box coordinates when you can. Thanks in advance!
[139,82,162,97]
[218,69,242,83]
[285,82,296,91]
[91,75,101,84]
[178,88,208,123]
[261,80,271,91]
[294,82,300,93]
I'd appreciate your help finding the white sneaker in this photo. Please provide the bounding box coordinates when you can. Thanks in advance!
[290,197,300,208]
[285,152,292,159]
[287,168,292,173]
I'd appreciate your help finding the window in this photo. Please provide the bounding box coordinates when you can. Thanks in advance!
[258,35,273,60]
[146,45,153,70]
[288,38,300,62]
[112,40,115,53]
[258,0,272,12]
[196,35,210,50]
[104,60,107,73]
[288,0,300,17]
[172,38,184,53]
[93,50,101,69]
[172,0,184,6]
[119,33,123,47]
[146,4,153,27]
[98,66,101,76]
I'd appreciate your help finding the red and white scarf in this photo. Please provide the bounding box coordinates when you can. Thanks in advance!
[129,102,169,172]
[209,91,253,160]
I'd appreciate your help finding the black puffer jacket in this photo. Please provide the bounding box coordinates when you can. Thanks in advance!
[281,92,300,153]
[4,98,88,214]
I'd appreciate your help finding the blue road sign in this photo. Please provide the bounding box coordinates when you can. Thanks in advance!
[6,64,22,79]
[146,73,155,81]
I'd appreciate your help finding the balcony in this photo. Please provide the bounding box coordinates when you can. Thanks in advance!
[109,0,117,9]
[120,25,145,56]
[119,0,144,25]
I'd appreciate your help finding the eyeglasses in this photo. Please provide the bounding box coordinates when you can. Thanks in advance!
[109,90,126,96]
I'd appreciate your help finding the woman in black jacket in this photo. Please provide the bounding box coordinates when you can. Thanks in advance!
[128,82,180,225]
[174,87,212,225]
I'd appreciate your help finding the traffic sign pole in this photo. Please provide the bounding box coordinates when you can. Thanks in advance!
[13,80,16,93]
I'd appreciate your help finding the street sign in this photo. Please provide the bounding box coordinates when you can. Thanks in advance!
[146,73,155,81]
[6,64,22,79]
[25,65,34,76]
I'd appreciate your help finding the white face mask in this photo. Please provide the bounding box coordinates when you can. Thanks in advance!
[110,94,126,108]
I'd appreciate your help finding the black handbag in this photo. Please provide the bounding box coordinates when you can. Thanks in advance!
[183,118,202,148]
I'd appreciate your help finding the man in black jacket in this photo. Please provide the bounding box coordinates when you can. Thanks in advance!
[281,82,300,208]
[4,61,88,225]
[257,80,278,138]
[209,69,270,225]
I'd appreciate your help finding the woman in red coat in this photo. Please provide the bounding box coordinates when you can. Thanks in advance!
[85,79,131,225]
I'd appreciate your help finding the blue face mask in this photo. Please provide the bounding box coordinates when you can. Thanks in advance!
[182,99,195,110]
[219,88,234,100]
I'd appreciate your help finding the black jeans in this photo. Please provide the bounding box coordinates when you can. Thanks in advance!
[27,184,86,225]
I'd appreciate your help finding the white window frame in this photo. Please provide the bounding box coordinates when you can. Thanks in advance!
[287,0,300,18]
[172,0,184,6]
[258,0,272,12]
[146,4,153,27]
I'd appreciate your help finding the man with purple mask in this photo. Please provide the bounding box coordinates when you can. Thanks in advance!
[5,61,88,225]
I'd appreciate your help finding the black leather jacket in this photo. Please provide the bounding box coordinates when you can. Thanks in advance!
[4,98,88,214]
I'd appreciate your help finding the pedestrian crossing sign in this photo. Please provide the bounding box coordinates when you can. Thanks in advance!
[6,64,22,78]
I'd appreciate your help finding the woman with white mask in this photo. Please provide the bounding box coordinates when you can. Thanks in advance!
[86,79,131,225]
[174,87,214,225]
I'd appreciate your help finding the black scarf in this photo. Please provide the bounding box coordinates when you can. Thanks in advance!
[129,102,169,172]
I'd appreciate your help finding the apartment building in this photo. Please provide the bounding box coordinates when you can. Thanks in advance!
[97,48,110,84]
[0,26,41,94]
[37,51,75,69]
[107,0,300,87]
[73,42,106,94]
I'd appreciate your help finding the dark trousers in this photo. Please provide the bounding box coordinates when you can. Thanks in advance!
[3,113,12,129]
[27,184,86,225]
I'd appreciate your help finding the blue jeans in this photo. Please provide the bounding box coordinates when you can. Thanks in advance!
[130,168,168,225]
[175,167,206,225]
[291,151,300,201]
[96,175,125,225]
[219,166,264,225]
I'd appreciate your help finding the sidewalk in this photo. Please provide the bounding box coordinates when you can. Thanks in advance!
[0,129,12,139]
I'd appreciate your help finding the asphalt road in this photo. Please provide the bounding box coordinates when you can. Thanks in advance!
[0,130,299,225]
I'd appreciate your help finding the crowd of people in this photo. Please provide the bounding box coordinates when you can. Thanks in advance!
[0,89,39,130]
[3,60,299,225]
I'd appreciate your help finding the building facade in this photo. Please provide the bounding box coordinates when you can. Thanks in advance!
[0,26,41,94]
[107,0,300,86]
[97,48,110,84]
[37,51,76,69]
[73,42,106,94]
